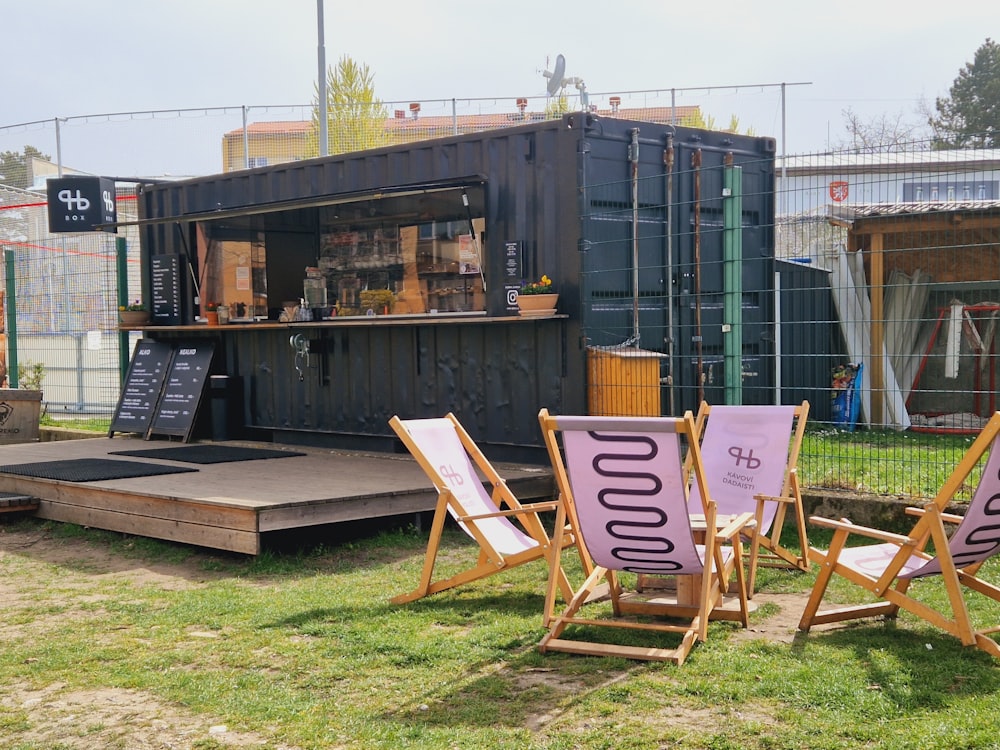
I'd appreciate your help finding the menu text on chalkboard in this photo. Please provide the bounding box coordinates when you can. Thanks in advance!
[151,253,183,325]
[109,339,175,437]
[149,342,216,441]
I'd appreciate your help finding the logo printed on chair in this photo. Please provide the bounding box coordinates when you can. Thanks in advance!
[439,463,465,486]
[728,445,762,470]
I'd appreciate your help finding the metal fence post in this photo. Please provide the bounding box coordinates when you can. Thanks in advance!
[116,236,130,384]
[5,247,18,388]
[723,161,743,405]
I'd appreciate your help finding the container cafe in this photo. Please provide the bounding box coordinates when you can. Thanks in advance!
[129,113,779,459]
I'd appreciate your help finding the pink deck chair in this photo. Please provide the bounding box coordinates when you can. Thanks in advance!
[537,409,755,664]
[389,414,575,606]
[799,411,1000,658]
[685,402,810,595]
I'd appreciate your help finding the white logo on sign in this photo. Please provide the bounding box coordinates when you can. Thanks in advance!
[58,189,90,212]
[102,190,115,212]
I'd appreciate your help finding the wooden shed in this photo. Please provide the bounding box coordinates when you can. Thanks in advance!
[832,201,1000,430]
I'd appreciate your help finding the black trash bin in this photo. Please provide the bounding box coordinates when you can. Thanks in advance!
[209,375,244,441]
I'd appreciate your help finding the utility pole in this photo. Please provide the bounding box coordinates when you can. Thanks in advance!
[317,0,328,157]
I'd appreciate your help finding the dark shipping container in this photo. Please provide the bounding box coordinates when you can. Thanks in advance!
[137,114,778,458]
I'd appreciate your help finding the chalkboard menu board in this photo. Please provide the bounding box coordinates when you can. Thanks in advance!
[149,342,216,441]
[109,339,174,437]
[151,253,183,325]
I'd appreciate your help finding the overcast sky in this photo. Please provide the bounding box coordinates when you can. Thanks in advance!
[2,0,996,177]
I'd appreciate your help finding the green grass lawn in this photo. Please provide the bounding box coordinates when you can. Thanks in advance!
[2,518,1000,749]
[39,415,112,432]
[801,427,979,500]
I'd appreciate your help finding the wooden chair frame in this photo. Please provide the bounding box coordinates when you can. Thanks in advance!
[389,413,575,606]
[537,409,754,665]
[799,411,1000,658]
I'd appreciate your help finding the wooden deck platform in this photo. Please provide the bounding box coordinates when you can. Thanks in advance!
[0,437,555,555]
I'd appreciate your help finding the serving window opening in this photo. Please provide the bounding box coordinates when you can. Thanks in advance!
[193,183,486,319]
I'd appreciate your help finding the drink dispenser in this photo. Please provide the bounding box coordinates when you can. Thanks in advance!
[303,273,329,318]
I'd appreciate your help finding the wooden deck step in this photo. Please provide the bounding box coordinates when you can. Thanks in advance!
[0,493,39,513]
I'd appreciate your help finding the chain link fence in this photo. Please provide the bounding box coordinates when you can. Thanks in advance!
[2,98,999,499]
[0,91,744,178]
[579,145,1000,500]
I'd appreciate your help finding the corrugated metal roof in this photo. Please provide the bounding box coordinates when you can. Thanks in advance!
[779,150,1000,175]
[839,200,1000,217]
[822,200,1000,227]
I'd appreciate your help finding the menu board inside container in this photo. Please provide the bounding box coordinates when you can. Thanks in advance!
[108,339,175,437]
[149,342,216,441]
[150,253,183,325]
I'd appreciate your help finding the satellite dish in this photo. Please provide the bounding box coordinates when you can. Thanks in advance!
[545,54,566,97]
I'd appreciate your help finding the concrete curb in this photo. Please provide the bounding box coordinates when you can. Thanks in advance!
[801,490,961,533]
[39,426,106,442]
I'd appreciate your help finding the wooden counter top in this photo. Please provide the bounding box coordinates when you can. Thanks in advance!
[121,311,566,332]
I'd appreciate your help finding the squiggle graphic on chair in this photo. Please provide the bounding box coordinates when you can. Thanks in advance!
[911,449,1000,576]
[563,430,702,575]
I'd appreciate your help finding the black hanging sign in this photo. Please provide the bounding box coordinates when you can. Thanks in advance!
[503,240,524,314]
[109,339,174,437]
[149,342,216,441]
[46,176,117,233]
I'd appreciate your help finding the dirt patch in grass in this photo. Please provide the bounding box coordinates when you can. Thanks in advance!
[0,524,299,750]
[3,682,301,750]
[738,592,813,644]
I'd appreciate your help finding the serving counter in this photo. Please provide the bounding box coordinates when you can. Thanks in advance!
[123,312,576,461]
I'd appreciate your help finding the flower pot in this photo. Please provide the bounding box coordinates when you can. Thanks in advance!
[205,311,220,326]
[119,311,150,327]
[517,293,559,318]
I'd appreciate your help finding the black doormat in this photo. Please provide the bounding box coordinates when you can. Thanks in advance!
[108,445,306,465]
[0,458,199,482]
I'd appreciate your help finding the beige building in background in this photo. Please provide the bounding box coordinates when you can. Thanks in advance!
[220,105,701,173]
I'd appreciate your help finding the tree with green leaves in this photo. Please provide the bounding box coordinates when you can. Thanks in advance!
[930,38,1000,149]
[681,110,755,135]
[0,146,51,189]
[682,109,714,130]
[544,93,571,118]
[307,56,389,157]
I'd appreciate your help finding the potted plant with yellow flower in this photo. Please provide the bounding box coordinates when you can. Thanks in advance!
[118,301,150,327]
[517,274,558,316]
